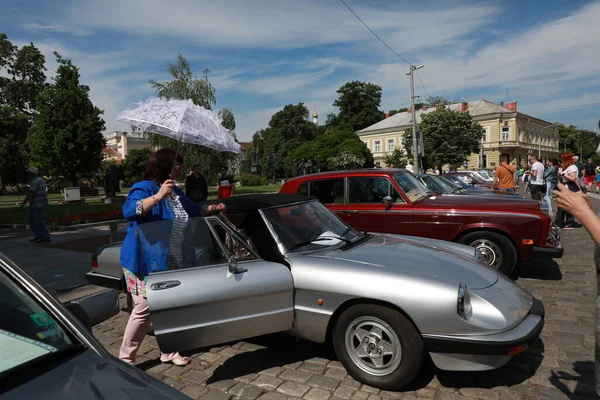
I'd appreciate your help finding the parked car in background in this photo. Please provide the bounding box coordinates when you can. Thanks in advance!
[474,170,494,182]
[87,194,545,390]
[0,253,190,399]
[442,172,494,188]
[415,174,522,198]
[280,169,562,275]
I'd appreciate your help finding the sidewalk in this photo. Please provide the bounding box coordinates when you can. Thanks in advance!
[0,222,128,295]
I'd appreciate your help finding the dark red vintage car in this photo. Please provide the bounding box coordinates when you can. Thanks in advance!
[280,169,562,275]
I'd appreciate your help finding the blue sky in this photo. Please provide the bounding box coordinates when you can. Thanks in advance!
[2,0,600,141]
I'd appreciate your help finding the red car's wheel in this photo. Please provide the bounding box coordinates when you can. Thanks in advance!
[458,231,517,276]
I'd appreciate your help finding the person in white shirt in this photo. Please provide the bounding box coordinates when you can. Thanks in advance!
[526,155,545,201]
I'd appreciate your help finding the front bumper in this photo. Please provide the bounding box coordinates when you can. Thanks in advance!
[531,241,564,258]
[422,298,545,371]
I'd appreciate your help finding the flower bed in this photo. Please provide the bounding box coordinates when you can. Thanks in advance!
[50,210,123,226]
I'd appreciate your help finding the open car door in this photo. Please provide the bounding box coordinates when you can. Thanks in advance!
[145,216,294,353]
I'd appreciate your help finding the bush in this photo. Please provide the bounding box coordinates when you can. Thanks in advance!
[239,174,267,186]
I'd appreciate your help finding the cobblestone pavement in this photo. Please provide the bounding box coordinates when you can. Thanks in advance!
[92,222,598,400]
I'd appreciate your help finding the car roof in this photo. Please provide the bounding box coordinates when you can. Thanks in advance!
[206,194,316,213]
[286,168,407,182]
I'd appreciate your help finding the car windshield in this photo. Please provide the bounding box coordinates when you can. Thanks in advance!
[420,176,453,194]
[393,172,431,202]
[438,176,464,191]
[261,201,362,253]
[477,170,491,179]
[0,269,78,380]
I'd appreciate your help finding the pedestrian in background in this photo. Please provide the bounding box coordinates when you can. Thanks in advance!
[555,153,582,230]
[574,155,586,193]
[492,155,516,193]
[543,159,558,212]
[217,165,235,199]
[19,167,51,243]
[584,158,597,192]
[185,164,208,203]
[526,154,545,201]
[551,183,599,397]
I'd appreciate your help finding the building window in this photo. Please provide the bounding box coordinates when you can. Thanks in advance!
[374,140,381,153]
[387,139,395,152]
[375,162,381,168]
[501,127,510,141]
[481,127,490,142]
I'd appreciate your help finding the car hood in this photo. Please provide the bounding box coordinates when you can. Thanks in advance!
[4,349,189,399]
[417,193,540,210]
[329,234,498,289]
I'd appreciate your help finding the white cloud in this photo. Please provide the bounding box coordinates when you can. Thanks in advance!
[22,22,92,36]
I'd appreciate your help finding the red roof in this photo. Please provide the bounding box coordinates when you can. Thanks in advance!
[102,147,119,155]
[239,142,252,151]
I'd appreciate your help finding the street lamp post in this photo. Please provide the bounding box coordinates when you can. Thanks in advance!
[406,64,424,174]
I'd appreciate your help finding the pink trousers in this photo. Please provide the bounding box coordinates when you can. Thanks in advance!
[119,293,178,364]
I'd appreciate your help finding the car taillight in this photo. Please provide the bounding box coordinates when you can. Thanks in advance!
[91,259,98,270]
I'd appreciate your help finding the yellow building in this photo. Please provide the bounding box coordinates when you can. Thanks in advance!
[356,100,560,170]
[105,131,155,160]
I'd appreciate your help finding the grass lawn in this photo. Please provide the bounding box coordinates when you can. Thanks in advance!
[0,184,282,225]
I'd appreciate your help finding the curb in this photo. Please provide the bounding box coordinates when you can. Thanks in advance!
[0,219,127,232]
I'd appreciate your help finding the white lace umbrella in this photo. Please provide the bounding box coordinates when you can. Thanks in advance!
[116,97,241,154]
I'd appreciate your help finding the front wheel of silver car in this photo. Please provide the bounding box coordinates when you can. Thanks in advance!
[332,304,424,390]
[458,231,517,276]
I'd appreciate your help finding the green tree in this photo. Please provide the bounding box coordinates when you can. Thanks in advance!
[425,96,449,107]
[333,81,385,132]
[28,52,106,186]
[0,106,29,187]
[259,103,316,178]
[147,54,237,182]
[327,151,365,170]
[123,149,153,185]
[403,107,482,171]
[557,123,600,163]
[383,148,408,168]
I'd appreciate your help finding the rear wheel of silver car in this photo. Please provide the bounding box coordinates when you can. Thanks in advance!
[458,231,517,276]
[332,304,424,390]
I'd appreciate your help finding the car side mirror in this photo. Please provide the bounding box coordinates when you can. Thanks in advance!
[382,196,393,211]
[228,255,248,274]
[65,289,120,329]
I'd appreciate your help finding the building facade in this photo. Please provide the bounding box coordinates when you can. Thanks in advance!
[357,100,560,170]
[104,131,154,161]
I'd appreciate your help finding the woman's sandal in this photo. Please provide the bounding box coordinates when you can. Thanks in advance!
[161,355,192,366]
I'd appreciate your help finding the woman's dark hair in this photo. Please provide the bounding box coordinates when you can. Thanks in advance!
[145,148,184,182]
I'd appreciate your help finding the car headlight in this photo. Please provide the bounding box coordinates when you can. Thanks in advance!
[458,283,472,320]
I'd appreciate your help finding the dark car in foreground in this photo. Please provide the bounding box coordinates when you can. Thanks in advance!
[280,169,562,275]
[0,253,190,399]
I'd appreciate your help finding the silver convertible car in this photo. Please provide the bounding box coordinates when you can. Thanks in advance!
[87,194,545,390]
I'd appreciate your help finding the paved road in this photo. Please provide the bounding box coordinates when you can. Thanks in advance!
[89,218,599,399]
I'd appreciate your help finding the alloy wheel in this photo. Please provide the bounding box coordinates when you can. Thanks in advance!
[344,316,402,376]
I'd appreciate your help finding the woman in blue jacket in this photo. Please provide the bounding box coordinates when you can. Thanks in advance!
[119,148,226,366]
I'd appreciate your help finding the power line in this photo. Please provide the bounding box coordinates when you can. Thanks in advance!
[414,70,431,100]
[338,0,412,66]
[528,101,600,115]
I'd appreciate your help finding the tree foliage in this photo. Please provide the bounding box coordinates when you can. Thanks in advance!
[147,54,237,183]
[383,148,408,168]
[28,52,106,185]
[123,148,153,185]
[557,123,600,163]
[333,80,385,132]
[0,106,29,185]
[403,107,482,171]
[424,96,450,107]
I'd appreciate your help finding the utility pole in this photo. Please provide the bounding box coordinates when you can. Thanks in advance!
[406,65,423,173]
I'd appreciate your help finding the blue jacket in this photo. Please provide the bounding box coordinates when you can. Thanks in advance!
[120,180,202,276]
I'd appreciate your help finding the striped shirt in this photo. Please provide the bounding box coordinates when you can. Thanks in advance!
[29,176,48,208]
[167,195,189,268]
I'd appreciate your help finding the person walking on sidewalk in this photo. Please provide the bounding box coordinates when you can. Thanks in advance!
[19,167,51,243]
[543,159,558,212]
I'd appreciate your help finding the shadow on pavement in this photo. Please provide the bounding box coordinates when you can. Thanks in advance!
[435,338,545,390]
[513,259,562,281]
[193,334,545,392]
[550,361,598,398]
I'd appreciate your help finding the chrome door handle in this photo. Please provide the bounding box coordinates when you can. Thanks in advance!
[150,280,181,291]
[345,210,359,215]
